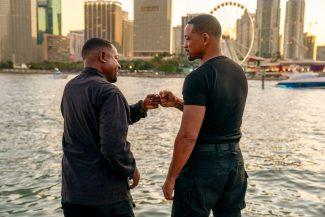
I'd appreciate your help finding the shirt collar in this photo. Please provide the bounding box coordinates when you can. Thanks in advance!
[83,67,105,78]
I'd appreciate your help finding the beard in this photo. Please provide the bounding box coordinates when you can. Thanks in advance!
[105,74,117,83]
[187,51,202,61]
[188,55,195,61]
[111,76,117,83]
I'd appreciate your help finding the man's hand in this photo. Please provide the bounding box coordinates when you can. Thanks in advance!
[162,177,175,200]
[159,90,177,107]
[142,94,160,110]
[159,90,184,111]
[130,168,140,189]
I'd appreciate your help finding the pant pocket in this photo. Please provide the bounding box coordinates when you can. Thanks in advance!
[173,176,194,207]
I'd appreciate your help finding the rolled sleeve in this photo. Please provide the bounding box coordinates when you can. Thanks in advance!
[99,91,136,178]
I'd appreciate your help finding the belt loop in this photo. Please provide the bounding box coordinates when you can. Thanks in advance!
[217,145,224,157]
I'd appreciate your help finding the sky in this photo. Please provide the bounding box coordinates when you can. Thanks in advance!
[62,0,325,45]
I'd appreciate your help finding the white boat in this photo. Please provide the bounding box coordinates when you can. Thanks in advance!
[52,68,68,79]
[277,73,325,88]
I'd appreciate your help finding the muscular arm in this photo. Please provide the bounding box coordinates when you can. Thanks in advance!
[159,90,184,112]
[163,105,206,200]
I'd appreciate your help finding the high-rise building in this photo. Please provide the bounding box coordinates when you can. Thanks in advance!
[37,0,62,44]
[255,0,281,58]
[172,26,182,55]
[303,34,317,60]
[84,0,123,54]
[122,11,133,58]
[68,30,84,62]
[317,45,325,61]
[181,13,201,55]
[0,0,11,63]
[283,0,305,60]
[134,0,172,58]
[236,12,254,57]
[0,0,38,64]
[43,34,70,62]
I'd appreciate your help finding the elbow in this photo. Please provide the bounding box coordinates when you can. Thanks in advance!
[176,132,198,144]
[101,146,135,177]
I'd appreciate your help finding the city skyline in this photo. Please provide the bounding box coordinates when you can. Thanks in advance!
[62,0,325,45]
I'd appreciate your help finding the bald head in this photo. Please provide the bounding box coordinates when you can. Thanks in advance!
[81,38,114,60]
[188,14,222,39]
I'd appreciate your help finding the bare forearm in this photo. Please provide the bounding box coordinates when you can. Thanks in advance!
[174,97,184,111]
[167,136,195,181]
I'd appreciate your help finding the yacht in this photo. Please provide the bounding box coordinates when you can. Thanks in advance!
[276,73,325,88]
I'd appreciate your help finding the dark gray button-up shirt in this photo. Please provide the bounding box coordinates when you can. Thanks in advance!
[60,67,146,205]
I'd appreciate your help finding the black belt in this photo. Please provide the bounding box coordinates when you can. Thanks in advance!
[194,142,240,156]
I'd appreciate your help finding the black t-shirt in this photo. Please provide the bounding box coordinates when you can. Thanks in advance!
[183,56,248,144]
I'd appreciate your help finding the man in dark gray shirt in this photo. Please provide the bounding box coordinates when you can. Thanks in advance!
[60,38,159,217]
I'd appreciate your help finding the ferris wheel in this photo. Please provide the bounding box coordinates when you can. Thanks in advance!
[209,1,254,65]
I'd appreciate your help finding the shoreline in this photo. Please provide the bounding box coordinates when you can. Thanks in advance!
[0,69,286,81]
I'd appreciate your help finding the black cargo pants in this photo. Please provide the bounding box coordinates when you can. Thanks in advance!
[172,142,248,217]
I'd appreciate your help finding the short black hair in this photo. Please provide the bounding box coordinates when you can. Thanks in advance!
[188,14,222,38]
[81,38,113,59]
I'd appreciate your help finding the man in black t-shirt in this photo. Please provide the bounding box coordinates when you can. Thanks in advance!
[160,14,248,217]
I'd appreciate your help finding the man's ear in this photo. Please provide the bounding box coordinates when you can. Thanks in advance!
[202,33,210,46]
[98,50,107,63]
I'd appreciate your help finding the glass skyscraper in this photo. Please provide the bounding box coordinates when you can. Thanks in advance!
[37,0,62,44]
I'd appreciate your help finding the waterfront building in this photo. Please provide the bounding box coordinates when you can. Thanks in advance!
[255,0,281,58]
[0,0,38,64]
[68,30,84,62]
[303,34,317,60]
[122,11,133,58]
[283,0,305,60]
[134,0,172,58]
[84,0,123,54]
[37,0,62,45]
[0,0,11,63]
[172,26,182,55]
[43,34,70,62]
[236,12,255,57]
